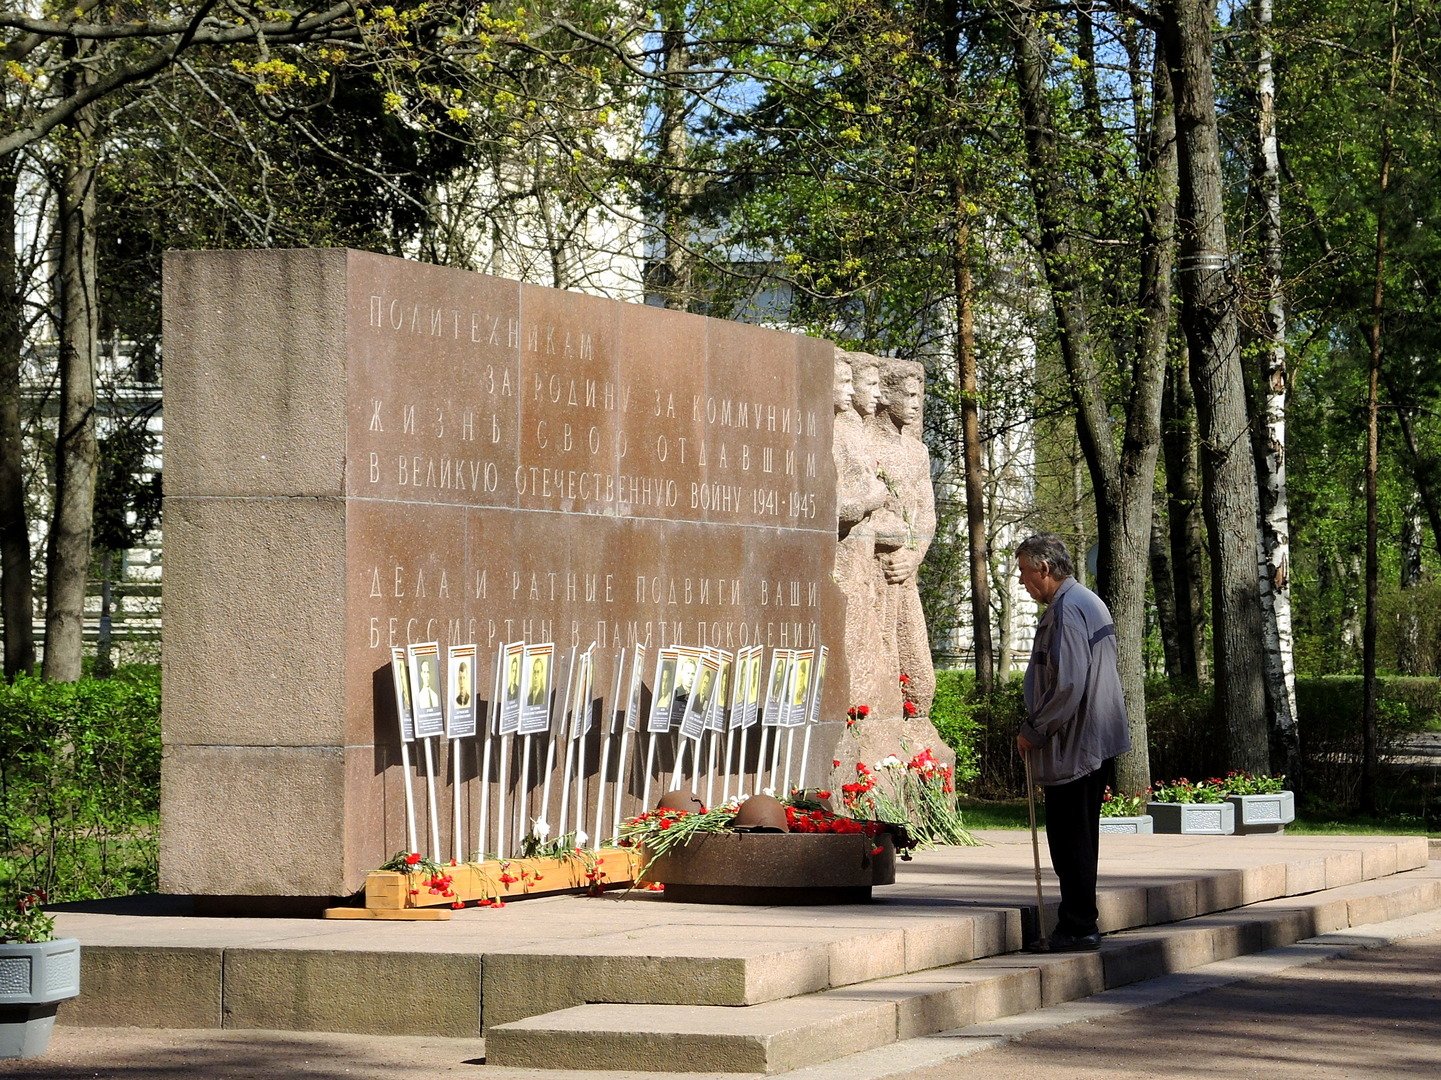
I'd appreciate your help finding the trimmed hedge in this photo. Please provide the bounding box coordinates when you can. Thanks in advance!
[933,669,1027,799]
[0,666,161,902]
[929,669,982,789]
[960,672,1440,809]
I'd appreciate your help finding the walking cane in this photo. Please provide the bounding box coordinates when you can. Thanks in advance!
[1024,750,1048,950]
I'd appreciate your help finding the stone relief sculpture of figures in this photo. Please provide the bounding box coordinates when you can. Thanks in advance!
[829,349,949,787]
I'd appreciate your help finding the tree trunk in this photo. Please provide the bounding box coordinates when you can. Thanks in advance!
[1387,383,1441,562]
[943,5,993,695]
[1159,0,1268,775]
[1249,0,1298,783]
[1162,343,1208,682]
[95,549,114,678]
[1360,9,1401,814]
[650,0,694,310]
[42,93,100,682]
[0,153,34,679]
[1011,2,1173,793]
[1149,496,1182,678]
[1399,497,1422,675]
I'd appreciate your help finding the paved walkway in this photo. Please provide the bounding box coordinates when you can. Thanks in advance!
[7,908,1438,1079]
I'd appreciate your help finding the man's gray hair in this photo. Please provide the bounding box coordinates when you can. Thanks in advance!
[1016,533,1074,579]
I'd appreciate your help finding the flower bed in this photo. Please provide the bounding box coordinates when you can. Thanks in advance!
[1144,773,1292,836]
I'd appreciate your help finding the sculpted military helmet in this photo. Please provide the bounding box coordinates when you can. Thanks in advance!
[655,788,705,813]
[731,793,789,833]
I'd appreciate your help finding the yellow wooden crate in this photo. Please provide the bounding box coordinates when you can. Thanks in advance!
[362,848,644,911]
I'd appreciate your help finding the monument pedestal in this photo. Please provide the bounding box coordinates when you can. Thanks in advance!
[161,248,848,899]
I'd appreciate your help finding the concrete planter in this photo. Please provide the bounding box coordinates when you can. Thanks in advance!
[0,937,81,1060]
[1146,801,1236,836]
[643,831,896,904]
[1099,814,1154,835]
[1227,791,1296,835]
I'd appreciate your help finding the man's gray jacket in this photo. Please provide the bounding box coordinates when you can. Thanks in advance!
[1020,576,1131,786]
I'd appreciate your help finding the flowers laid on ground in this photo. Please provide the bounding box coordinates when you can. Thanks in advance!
[840,745,975,848]
[617,803,738,875]
[784,803,884,836]
[521,825,589,859]
[1099,787,1148,818]
[380,850,443,876]
[1149,777,1228,803]
[1,886,55,944]
[846,703,870,728]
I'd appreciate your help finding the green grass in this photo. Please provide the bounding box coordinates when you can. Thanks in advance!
[1284,815,1432,837]
[957,798,1032,830]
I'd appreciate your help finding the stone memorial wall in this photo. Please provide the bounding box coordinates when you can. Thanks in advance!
[160,249,849,898]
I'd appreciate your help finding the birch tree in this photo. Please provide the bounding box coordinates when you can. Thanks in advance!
[1246,0,1298,781]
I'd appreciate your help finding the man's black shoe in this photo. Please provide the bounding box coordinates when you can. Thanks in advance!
[1027,931,1102,953]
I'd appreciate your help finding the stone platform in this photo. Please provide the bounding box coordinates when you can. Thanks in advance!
[51,832,1437,1075]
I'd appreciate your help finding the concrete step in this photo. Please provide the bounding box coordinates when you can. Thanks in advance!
[478,907,1020,1027]
[55,834,1432,1041]
[484,862,1441,1074]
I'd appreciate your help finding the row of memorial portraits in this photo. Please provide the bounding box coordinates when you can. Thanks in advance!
[389,637,828,748]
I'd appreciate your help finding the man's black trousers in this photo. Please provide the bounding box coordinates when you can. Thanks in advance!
[1041,759,1115,938]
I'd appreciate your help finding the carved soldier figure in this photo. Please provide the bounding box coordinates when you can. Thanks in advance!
[874,361,936,715]
[831,351,896,717]
[833,352,888,536]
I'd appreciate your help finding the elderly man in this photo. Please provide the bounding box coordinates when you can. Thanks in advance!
[1015,533,1130,952]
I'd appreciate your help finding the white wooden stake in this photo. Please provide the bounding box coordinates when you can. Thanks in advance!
[518,734,532,851]
[593,648,625,850]
[422,737,442,860]
[641,733,658,810]
[754,725,771,796]
[399,739,419,855]
[798,722,815,793]
[553,653,577,838]
[543,649,576,840]
[704,729,719,809]
[496,734,510,861]
[451,739,464,865]
[477,645,503,860]
[670,734,689,793]
[735,720,751,800]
